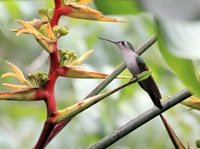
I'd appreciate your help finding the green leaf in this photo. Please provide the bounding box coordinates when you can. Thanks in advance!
[157,21,200,97]
[94,0,142,14]
[137,71,151,82]
[156,20,200,60]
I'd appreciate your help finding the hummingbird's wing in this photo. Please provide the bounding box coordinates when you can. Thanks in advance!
[136,56,162,109]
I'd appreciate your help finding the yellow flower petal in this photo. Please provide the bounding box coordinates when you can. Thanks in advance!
[16,20,39,35]
[10,19,47,34]
[65,56,74,65]
[2,83,28,90]
[24,80,33,87]
[71,49,93,66]
[5,61,26,83]
[190,96,200,102]
[3,61,32,87]
[1,72,18,78]
[10,28,23,33]
[16,29,35,36]
[46,23,54,38]
[74,0,92,5]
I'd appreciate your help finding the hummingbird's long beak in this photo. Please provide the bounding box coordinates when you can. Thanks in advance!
[98,37,117,44]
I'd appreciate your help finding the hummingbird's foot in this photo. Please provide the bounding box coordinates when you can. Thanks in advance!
[135,74,140,80]
[128,75,140,84]
[128,77,136,85]
[128,78,133,84]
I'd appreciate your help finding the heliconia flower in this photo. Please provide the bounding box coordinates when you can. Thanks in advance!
[10,19,47,33]
[1,61,33,90]
[181,96,200,111]
[58,49,130,79]
[71,50,93,66]
[58,65,130,79]
[15,20,40,36]
[70,0,92,5]
[59,0,125,22]
[0,88,46,101]
[38,7,54,21]
[59,49,78,66]
[10,20,57,53]
[21,20,54,40]
[59,49,93,66]
[46,23,55,39]
[28,72,49,89]
[66,5,125,22]
[2,84,29,90]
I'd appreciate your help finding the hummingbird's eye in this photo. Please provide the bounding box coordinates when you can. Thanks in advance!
[121,41,126,45]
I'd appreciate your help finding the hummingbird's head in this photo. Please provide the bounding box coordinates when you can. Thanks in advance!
[116,41,135,52]
[99,38,135,52]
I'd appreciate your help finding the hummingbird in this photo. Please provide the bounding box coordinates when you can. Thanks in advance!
[99,37,162,109]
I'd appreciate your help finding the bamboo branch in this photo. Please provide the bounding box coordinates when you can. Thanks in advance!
[90,89,191,149]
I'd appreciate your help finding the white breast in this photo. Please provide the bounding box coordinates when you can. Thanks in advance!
[120,50,141,77]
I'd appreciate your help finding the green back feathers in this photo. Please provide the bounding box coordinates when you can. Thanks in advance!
[127,42,135,51]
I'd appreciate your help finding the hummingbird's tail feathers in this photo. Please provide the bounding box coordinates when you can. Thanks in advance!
[138,75,163,110]
[148,91,163,110]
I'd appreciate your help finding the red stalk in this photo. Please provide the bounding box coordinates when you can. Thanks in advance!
[49,45,59,74]
[51,5,73,27]
[33,120,56,149]
[54,0,61,10]
[44,119,71,148]
[34,3,75,148]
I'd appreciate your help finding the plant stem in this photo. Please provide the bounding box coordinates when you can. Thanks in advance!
[49,76,142,124]
[54,0,61,10]
[90,89,191,149]
[159,114,186,149]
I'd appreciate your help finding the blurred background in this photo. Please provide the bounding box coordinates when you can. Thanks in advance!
[0,0,200,149]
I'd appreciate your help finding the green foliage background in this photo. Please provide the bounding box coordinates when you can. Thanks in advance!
[0,0,199,149]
